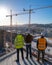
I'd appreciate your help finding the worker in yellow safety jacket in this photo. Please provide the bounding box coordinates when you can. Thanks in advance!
[14,32,24,62]
[37,35,47,63]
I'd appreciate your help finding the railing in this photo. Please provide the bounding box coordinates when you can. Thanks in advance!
[0,47,52,64]
[0,50,16,62]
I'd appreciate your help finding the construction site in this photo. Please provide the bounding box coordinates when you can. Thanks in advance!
[0,0,52,65]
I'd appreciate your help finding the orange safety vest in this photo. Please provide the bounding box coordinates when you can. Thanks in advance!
[38,38,47,50]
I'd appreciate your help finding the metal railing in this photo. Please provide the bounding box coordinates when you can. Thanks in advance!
[0,46,52,65]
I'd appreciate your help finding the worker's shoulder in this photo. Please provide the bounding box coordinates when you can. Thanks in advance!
[15,34,22,38]
[38,37,46,41]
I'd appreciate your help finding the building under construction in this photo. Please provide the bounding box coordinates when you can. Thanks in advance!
[0,29,17,56]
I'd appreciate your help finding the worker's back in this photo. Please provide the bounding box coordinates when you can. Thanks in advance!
[25,34,33,43]
[37,36,47,51]
[14,34,24,49]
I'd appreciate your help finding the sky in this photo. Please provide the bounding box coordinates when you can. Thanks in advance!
[0,0,52,26]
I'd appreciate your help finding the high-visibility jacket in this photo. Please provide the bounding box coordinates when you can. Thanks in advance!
[37,38,47,51]
[14,34,24,49]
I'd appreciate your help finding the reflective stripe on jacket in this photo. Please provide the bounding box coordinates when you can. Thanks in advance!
[14,34,24,49]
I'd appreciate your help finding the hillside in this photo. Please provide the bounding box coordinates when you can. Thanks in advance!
[0,24,52,37]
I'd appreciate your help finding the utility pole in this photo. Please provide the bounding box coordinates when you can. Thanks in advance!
[6,10,17,46]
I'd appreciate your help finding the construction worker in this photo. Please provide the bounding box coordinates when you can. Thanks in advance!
[37,35,47,63]
[25,32,33,59]
[14,32,24,62]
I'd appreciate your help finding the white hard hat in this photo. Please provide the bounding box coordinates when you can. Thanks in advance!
[41,32,45,36]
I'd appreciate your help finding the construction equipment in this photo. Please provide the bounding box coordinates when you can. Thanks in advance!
[6,10,30,45]
[23,5,52,30]
[6,10,18,45]
[6,5,52,46]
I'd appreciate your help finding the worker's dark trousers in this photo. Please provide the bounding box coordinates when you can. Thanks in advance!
[17,48,24,61]
[37,50,45,62]
[26,44,32,58]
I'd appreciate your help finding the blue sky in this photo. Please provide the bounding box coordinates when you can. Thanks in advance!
[0,0,52,26]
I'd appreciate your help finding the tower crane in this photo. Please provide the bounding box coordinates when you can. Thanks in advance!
[23,5,52,31]
[6,10,29,45]
[6,10,17,45]
[5,5,52,46]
